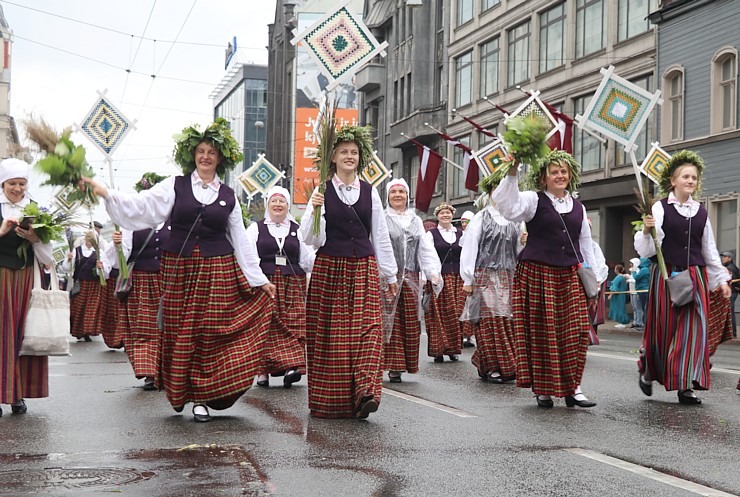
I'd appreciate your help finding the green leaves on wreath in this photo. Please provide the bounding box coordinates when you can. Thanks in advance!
[502,115,551,166]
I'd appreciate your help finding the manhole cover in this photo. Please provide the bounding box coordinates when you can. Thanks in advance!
[0,467,152,490]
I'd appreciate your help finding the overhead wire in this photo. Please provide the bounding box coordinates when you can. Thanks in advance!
[121,1,158,104]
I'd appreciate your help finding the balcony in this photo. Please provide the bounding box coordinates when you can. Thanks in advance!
[355,62,385,93]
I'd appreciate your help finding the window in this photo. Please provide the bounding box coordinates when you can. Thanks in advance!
[482,0,500,11]
[715,197,738,256]
[457,0,473,26]
[478,123,499,147]
[662,67,684,142]
[618,76,653,164]
[711,50,737,132]
[618,0,650,41]
[576,0,604,58]
[480,38,500,98]
[539,3,565,73]
[508,21,530,87]
[455,51,473,108]
[574,95,602,171]
[409,154,419,201]
[451,136,471,197]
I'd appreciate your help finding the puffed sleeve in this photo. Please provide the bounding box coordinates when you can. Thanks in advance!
[702,219,731,290]
[369,188,397,284]
[634,201,664,258]
[416,217,440,280]
[491,174,538,223]
[299,186,326,249]
[227,194,269,287]
[459,212,483,286]
[104,176,177,230]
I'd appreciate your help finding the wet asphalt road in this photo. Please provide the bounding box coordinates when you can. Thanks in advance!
[1,326,739,497]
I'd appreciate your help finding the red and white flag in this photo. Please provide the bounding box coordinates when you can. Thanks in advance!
[436,131,478,192]
[408,138,443,213]
[535,96,574,154]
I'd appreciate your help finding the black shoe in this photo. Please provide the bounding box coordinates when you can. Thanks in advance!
[388,372,402,383]
[256,375,269,387]
[356,397,379,419]
[142,377,156,391]
[462,338,476,348]
[11,399,27,414]
[536,395,554,408]
[639,375,653,397]
[489,374,515,384]
[448,355,459,362]
[83,335,92,342]
[192,404,211,422]
[434,356,444,363]
[0,406,3,417]
[565,395,596,408]
[678,390,702,405]
[283,369,301,389]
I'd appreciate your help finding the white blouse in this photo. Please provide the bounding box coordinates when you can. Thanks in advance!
[245,217,315,274]
[102,173,268,287]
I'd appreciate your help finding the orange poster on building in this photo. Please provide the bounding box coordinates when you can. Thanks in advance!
[293,107,359,204]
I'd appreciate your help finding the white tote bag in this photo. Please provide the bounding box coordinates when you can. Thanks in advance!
[20,261,71,356]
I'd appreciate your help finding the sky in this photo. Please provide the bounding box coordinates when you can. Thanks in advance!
[4,0,276,219]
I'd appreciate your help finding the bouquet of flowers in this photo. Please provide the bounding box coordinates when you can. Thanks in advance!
[134,172,169,192]
[311,99,337,236]
[17,203,83,262]
[501,115,551,169]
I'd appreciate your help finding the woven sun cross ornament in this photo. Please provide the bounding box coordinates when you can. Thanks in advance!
[52,185,83,213]
[471,136,508,178]
[76,90,136,159]
[575,66,663,154]
[640,142,671,185]
[239,154,286,197]
[360,151,391,188]
[290,0,389,91]
[504,90,560,140]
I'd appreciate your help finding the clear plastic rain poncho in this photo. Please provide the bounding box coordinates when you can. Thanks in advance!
[460,207,521,320]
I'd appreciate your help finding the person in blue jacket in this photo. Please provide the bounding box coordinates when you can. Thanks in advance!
[633,257,651,330]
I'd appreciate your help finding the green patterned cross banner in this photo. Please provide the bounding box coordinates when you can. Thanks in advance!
[575,66,663,153]
[471,137,508,178]
[77,90,135,158]
[640,142,671,185]
[239,154,285,198]
[291,0,388,91]
[360,151,391,188]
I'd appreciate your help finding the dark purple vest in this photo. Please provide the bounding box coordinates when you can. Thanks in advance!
[73,246,98,281]
[256,219,306,276]
[519,192,584,267]
[317,180,374,258]
[431,227,462,275]
[660,198,707,268]
[0,210,34,269]
[161,176,235,257]
[130,225,171,273]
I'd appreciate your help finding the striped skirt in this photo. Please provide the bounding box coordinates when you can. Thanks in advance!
[306,254,383,419]
[639,264,710,391]
[70,279,104,338]
[1,265,48,403]
[159,247,272,411]
[426,273,464,358]
[384,274,421,374]
[101,269,124,349]
[512,261,591,397]
[707,287,733,357]
[121,271,162,379]
[260,269,307,376]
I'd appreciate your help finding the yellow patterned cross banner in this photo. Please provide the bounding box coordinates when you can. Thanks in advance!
[360,151,391,188]
[640,142,671,185]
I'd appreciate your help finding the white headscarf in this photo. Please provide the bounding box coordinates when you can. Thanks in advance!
[385,178,410,213]
[461,210,475,221]
[264,185,295,223]
[0,158,33,204]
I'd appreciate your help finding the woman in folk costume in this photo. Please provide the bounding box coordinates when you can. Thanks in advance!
[424,202,465,363]
[383,178,442,383]
[461,174,522,383]
[0,158,55,417]
[588,233,609,342]
[247,186,314,389]
[117,173,171,391]
[492,150,598,408]
[100,229,125,349]
[66,230,109,341]
[300,124,398,419]
[636,151,730,404]
[459,209,477,348]
[83,118,276,422]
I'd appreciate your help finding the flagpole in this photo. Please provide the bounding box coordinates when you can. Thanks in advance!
[400,132,464,172]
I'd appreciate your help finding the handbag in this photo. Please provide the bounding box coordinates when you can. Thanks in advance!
[20,261,71,356]
[115,229,156,301]
[665,212,695,307]
[69,278,81,296]
[558,210,600,299]
[459,292,481,324]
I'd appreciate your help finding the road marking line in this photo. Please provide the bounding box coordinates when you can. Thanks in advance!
[587,352,740,375]
[565,448,738,497]
[382,388,477,418]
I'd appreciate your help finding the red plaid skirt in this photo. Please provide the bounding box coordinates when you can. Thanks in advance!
[1,265,48,402]
[708,287,733,356]
[159,247,272,411]
[306,254,383,418]
[260,269,307,375]
[472,316,516,378]
[425,273,464,357]
[121,271,162,379]
[512,261,591,397]
[70,279,104,338]
[384,275,421,373]
[101,271,124,349]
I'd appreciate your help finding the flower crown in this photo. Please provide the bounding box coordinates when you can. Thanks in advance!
[434,202,456,216]
[524,149,581,192]
[332,124,374,174]
[172,117,244,178]
[658,149,704,197]
[135,172,169,192]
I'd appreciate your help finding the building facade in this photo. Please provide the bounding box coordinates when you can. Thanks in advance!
[0,5,21,159]
[211,63,269,200]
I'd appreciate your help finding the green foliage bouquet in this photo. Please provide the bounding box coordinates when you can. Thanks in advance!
[502,115,551,169]
[17,203,83,262]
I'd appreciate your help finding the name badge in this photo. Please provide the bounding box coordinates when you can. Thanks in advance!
[275,256,287,266]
